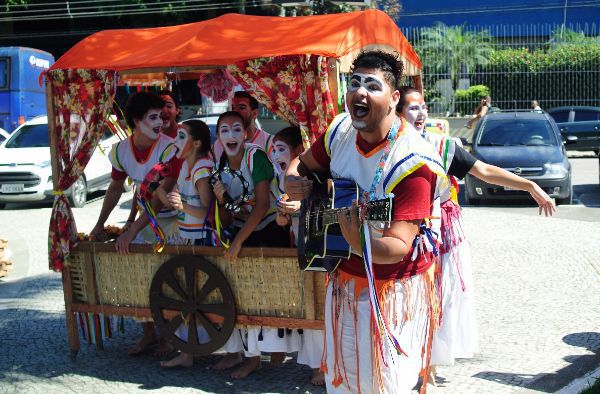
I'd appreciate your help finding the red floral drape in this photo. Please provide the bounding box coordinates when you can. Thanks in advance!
[227,55,335,147]
[46,69,117,271]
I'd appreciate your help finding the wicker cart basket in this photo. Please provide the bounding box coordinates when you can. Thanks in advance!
[65,242,326,356]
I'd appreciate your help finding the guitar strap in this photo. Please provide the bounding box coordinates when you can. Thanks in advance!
[362,117,409,357]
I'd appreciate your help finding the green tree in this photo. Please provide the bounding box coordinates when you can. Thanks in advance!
[417,23,494,113]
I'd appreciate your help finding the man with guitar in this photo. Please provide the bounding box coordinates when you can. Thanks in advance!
[285,50,447,393]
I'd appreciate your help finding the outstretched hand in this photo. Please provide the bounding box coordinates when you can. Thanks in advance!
[529,183,556,217]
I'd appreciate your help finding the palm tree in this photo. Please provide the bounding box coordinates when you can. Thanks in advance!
[417,23,494,114]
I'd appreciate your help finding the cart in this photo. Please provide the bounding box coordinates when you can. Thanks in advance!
[45,9,423,359]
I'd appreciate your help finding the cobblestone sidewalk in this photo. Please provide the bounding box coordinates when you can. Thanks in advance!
[0,207,598,393]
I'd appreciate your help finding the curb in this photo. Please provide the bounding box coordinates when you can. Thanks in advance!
[556,366,600,394]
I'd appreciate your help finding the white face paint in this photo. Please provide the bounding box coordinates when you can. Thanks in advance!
[404,100,428,132]
[347,73,388,97]
[218,117,245,157]
[174,126,191,159]
[270,140,292,173]
[138,109,163,140]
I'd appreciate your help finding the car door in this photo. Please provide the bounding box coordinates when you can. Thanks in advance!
[568,109,600,151]
[553,108,600,151]
[84,129,117,190]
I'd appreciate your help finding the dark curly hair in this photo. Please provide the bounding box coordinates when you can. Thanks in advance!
[350,50,404,92]
[124,91,165,130]
[397,85,420,113]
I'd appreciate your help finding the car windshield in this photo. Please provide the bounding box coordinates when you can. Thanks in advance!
[477,119,558,146]
[5,124,49,148]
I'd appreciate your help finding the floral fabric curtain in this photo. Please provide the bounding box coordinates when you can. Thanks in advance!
[46,69,117,272]
[227,55,336,147]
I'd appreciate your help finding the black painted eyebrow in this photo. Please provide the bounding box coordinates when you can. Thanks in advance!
[364,77,380,84]
[350,74,361,81]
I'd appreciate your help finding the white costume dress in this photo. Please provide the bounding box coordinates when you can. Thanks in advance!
[320,114,446,393]
[108,134,179,243]
[175,157,217,245]
[217,144,300,356]
[422,133,478,366]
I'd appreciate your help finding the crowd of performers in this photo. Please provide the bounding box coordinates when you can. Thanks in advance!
[90,49,556,392]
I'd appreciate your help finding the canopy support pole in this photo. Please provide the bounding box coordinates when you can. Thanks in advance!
[327,58,340,115]
[46,80,81,359]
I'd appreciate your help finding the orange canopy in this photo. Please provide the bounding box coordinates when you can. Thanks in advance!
[50,10,421,74]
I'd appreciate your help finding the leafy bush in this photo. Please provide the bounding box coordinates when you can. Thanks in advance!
[472,44,600,108]
[455,85,490,115]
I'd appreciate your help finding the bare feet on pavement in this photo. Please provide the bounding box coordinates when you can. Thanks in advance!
[231,356,261,379]
[311,368,325,386]
[213,352,242,370]
[269,352,286,366]
[128,334,158,356]
[160,352,193,368]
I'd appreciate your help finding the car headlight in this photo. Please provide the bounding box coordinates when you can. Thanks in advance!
[544,163,568,176]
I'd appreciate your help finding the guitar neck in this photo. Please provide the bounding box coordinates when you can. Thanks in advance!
[321,204,388,226]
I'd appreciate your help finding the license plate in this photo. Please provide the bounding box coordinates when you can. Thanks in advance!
[1,184,24,193]
[504,186,517,191]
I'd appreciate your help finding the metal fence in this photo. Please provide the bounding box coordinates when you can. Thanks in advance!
[401,23,600,116]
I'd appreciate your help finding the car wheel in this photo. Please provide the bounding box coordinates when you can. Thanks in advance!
[69,176,87,208]
[556,183,573,206]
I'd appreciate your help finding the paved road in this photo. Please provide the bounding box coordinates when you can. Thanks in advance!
[0,158,598,393]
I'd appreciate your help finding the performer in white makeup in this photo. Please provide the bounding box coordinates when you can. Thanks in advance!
[214,91,273,159]
[211,111,291,379]
[397,87,555,384]
[285,50,447,393]
[152,119,217,369]
[269,126,325,386]
[90,91,183,357]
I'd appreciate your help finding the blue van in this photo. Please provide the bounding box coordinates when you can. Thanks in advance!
[0,47,54,132]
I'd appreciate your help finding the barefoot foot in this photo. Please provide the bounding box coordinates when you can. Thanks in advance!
[153,337,174,357]
[269,352,286,366]
[231,356,261,379]
[213,352,243,370]
[128,335,158,356]
[310,368,325,386]
[427,365,437,386]
[160,352,193,368]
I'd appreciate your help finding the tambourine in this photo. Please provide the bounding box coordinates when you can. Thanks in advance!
[209,166,251,214]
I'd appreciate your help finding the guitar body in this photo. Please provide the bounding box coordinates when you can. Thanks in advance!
[298,176,359,272]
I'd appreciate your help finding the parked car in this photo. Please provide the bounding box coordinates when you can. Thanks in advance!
[464,111,574,205]
[0,116,120,209]
[547,106,600,153]
[0,127,9,145]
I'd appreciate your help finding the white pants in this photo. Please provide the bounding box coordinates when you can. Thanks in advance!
[218,326,301,357]
[324,272,434,394]
[431,230,478,365]
[297,329,325,369]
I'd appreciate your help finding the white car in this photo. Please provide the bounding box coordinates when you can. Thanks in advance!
[0,116,120,209]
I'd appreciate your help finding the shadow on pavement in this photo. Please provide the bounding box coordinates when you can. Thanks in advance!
[472,332,600,393]
[0,274,325,394]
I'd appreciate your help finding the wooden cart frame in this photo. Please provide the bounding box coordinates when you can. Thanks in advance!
[45,10,423,358]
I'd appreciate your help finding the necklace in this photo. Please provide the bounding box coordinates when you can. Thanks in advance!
[367,117,403,201]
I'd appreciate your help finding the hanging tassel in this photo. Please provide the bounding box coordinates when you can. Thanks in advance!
[139,198,166,253]
[361,224,407,358]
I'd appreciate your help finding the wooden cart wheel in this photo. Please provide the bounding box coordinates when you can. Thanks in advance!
[149,256,236,356]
